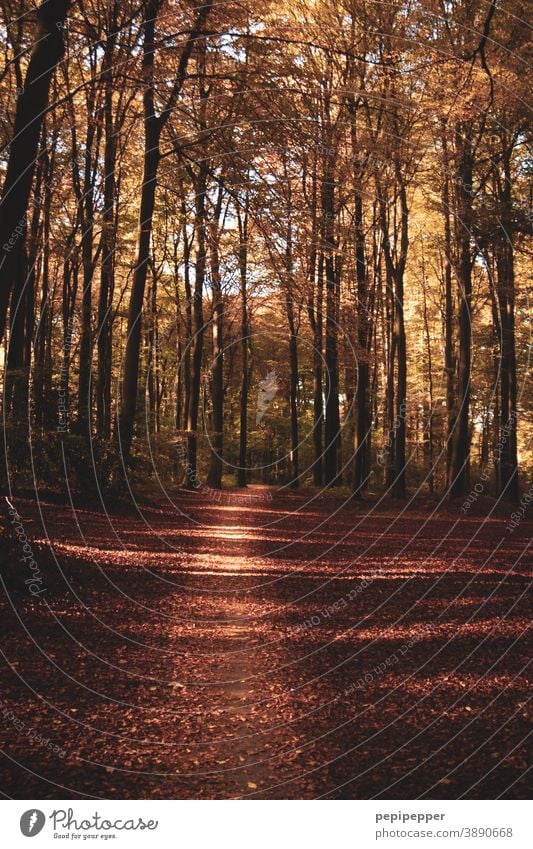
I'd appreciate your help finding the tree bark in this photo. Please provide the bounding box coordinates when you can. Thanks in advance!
[441,124,456,489]
[97,3,119,438]
[207,216,224,489]
[0,0,69,342]
[323,160,340,486]
[237,207,249,487]
[186,164,208,487]
[449,124,473,498]
[495,140,519,500]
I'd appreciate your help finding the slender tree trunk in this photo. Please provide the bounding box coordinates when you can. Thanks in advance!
[495,144,519,500]
[5,244,27,418]
[449,124,473,498]
[393,269,407,498]
[422,270,435,493]
[353,190,370,497]
[323,159,340,486]
[312,251,324,486]
[384,264,396,488]
[34,141,53,429]
[237,208,249,487]
[287,296,299,487]
[147,268,158,435]
[173,238,183,430]
[118,131,160,460]
[182,208,193,430]
[6,151,44,421]
[186,165,208,487]
[441,125,456,489]
[207,219,224,489]
[97,5,119,438]
[392,176,408,498]
[76,116,98,436]
[379,177,408,497]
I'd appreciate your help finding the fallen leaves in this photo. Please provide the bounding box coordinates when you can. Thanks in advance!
[0,492,530,800]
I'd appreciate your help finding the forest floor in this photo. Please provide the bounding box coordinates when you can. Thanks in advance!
[0,486,531,799]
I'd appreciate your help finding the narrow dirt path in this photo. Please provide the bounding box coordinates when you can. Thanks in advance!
[0,489,530,798]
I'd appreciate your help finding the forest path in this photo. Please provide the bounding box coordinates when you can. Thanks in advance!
[0,488,531,799]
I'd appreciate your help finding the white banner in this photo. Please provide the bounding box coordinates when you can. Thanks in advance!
[2,799,530,848]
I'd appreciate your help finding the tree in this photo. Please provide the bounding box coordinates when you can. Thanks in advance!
[0,0,70,342]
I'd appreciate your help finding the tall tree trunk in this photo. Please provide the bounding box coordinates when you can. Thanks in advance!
[352,190,370,497]
[181,205,193,431]
[323,159,340,486]
[441,124,456,489]
[392,176,408,498]
[5,150,45,421]
[75,98,99,437]
[0,0,69,342]
[379,174,408,497]
[34,140,53,429]
[422,265,435,493]
[349,92,371,498]
[312,251,324,486]
[117,0,162,462]
[207,218,224,489]
[287,296,299,487]
[147,268,158,435]
[495,141,519,500]
[383,262,396,489]
[393,272,407,498]
[284,205,299,489]
[97,4,119,438]
[237,207,249,487]
[186,165,208,487]
[5,244,27,418]
[307,156,323,487]
[449,124,473,498]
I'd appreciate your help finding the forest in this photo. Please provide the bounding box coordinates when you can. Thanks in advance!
[0,0,530,499]
[0,0,531,802]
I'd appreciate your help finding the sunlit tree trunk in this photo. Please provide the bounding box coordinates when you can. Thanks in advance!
[323,152,340,486]
[207,212,224,489]
[441,123,456,490]
[306,155,323,487]
[495,138,519,500]
[449,124,473,498]
[237,206,250,487]
[97,3,119,439]
[186,164,208,487]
